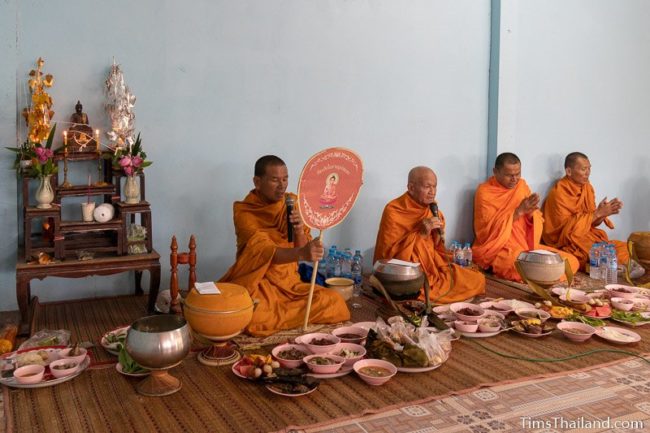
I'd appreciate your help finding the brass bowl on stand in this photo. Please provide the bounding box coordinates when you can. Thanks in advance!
[372,259,424,299]
[125,315,191,397]
[183,283,254,366]
[516,251,565,287]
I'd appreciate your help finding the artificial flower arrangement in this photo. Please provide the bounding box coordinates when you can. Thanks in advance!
[111,133,152,176]
[7,124,58,178]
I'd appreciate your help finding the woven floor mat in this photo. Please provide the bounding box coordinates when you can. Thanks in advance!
[288,355,650,433]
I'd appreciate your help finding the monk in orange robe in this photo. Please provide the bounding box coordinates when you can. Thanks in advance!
[220,155,350,336]
[472,153,579,282]
[374,166,485,303]
[543,152,629,270]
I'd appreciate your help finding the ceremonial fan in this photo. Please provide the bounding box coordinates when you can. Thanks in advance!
[297,148,364,329]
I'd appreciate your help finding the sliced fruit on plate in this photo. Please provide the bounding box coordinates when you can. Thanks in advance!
[585,304,611,318]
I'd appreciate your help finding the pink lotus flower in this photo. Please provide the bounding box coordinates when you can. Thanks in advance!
[123,165,134,176]
[119,155,132,167]
[34,147,51,163]
[131,156,143,167]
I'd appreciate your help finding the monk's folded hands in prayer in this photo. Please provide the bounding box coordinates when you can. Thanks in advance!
[514,193,540,221]
[593,197,623,227]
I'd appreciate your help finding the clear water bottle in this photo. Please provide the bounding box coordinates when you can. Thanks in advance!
[333,251,342,277]
[326,248,337,278]
[598,244,608,281]
[454,242,465,266]
[341,252,352,279]
[463,243,472,267]
[351,250,363,296]
[589,242,600,279]
[607,244,618,284]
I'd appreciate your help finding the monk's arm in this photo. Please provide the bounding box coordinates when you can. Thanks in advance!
[272,238,322,264]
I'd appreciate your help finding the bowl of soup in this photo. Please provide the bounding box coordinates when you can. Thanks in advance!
[332,326,368,344]
[49,358,80,379]
[557,321,595,342]
[13,364,45,384]
[353,359,397,386]
[303,354,345,374]
[299,333,341,354]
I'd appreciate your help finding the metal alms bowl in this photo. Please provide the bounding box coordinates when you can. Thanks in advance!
[516,251,565,285]
[373,260,424,298]
[125,315,191,370]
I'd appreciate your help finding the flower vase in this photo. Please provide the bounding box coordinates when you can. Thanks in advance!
[124,175,140,204]
[35,175,54,209]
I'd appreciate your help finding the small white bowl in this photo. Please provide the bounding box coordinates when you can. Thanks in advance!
[332,326,368,345]
[631,298,650,312]
[515,308,551,323]
[478,317,501,333]
[611,297,634,312]
[449,302,485,322]
[303,354,345,374]
[454,320,478,333]
[59,347,88,364]
[482,311,505,321]
[329,343,366,366]
[299,333,341,354]
[353,359,397,386]
[13,364,45,384]
[49,358,80,378]
[272,344,309,368]
[606,284,639,299]
[557,321,595,342]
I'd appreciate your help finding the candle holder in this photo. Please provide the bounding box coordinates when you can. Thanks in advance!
[60,132,72,188]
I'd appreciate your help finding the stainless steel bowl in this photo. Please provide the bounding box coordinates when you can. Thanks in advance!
[126,315,191,370]
[373,259,424,299]
[373,259,423,282]
[517,251,563,264]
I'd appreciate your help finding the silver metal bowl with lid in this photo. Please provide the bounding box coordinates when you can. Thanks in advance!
[516,250,565,285]
[372,259,424,298]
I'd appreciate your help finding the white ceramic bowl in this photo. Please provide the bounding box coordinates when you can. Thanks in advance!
[353,359,397,386]
[515,308,551,323]
[332,326,368,344]
[49,358,80,378]
[611,297,634,312]
[329,343,366,366]
[303,354,345,374]
[450,302,485,322]
[478,317,501,333]
[606,284,639,299]
[631,298,650,312]
[454,320,478,333]
[271,344,309,368]
[557,321,595,342]
[13,364,45,384]
[482,311,505,321]
[325,277,354,301]
[299,333,341,354]
[59,347,88,364]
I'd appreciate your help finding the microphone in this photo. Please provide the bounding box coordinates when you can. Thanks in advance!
[429,202,443,239]
[286,195,294,243]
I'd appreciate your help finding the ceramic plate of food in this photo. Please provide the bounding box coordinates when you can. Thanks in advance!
[265,381,318,397]
[0,351,89,389]
[455,329,503,338]
[396,363,443,373]
[101,326,129,356]
[610,311,650,327]
[115,362,150,377]
[595,326,641,344]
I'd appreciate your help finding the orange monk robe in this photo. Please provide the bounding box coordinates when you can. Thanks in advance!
[542,176,629,270]
[472,177,579,282]
[374,193,485,303]
[219,190,350,336]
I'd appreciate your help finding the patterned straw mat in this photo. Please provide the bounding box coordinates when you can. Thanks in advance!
[288,356,650,433]
[5,279,650,433]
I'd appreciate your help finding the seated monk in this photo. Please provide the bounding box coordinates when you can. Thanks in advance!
[542,152,629,270]
[374,166,485,303]
[472,153,579,282]
[219,155,350,336]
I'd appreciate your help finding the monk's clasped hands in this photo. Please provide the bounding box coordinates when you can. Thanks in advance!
[515,193,540,219]
[596,197,623,218]
[419,217,443,238]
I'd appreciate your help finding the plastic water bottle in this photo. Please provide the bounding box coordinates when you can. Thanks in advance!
[607,244,618,284]
[341,252,352,279]
[326,248,336,278]
[455,242,465,266]
[599,244,609,281]
[463,243,472,267]
[589,243,601,279]
[351,250,363,296]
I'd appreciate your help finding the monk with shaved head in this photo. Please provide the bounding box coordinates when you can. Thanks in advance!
[374,166,485,303]
[472,153,579,282]
[542,152,630,270]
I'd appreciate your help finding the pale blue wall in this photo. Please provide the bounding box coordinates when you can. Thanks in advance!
[0,0,491,311]
[494,0,650,239]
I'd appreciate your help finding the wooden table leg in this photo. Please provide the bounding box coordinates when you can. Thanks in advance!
[135,270,144,295]
[16,277,31,335]
[148,262,161,314]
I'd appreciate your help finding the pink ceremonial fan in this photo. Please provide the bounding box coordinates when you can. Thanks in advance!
[297,148,364,328]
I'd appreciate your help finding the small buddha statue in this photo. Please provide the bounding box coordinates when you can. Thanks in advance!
[68,101,94,151]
